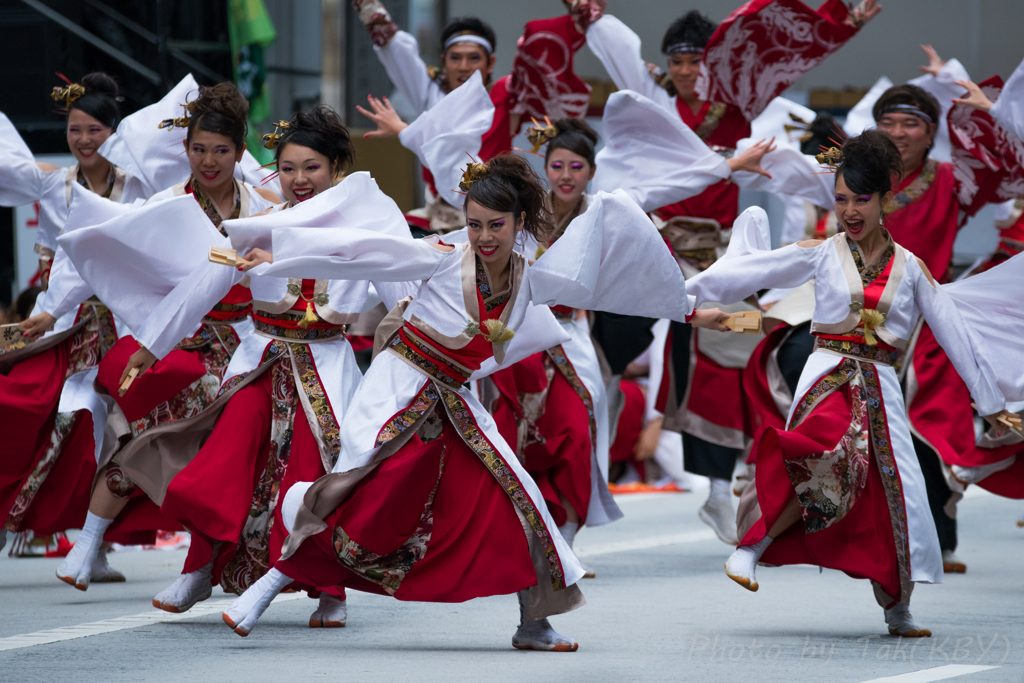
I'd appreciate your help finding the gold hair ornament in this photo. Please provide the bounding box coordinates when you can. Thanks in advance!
[525,116,558,155]
[262,120,292,149]
[158,101,197,130]
[459,161,489,192]
[51,83,86,108]
[815,146,844,173]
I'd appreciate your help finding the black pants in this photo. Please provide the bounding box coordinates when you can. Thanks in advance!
[683,431,740,481]
[912,434,957,553]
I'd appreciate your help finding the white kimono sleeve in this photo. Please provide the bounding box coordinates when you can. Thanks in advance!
[0,112,51,206]
[908,58,970,162]
[37,184,139,318]
[686,208,823,307]
[920,253,1024,416]
[57,195,228,335]
[530,190,693,321]
[258,228,448,283]
[731,145,835,210]
[843,76,894,136]
[374,30,446,118]
[98,74,199,196]
[396,72,493,207]
[585,15,672,111]
[224,172,411,254]
[989,55,1024,142]
[135,260,243,359]
[592,90,731,213]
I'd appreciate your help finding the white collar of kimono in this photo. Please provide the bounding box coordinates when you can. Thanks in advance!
[444,33,492,54]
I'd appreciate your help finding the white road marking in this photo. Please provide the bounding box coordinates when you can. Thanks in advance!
[574,529,718,557]
[0,592,304,652]
[859,664,999,682]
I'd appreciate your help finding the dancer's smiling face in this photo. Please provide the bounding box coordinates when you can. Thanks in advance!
[66,108,113,171]
[545,148,594,208]
[277,143,335,203]
[834,174,891,242]
[442,42,495,91]
[876,112,934,174]
[668,52,702,100]
[184,129,243,194]
[465,199,523,269]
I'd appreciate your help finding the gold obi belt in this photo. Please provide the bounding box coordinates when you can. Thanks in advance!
[252,309,347,343]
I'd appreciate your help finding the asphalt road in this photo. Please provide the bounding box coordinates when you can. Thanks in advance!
[1,487,1021,683]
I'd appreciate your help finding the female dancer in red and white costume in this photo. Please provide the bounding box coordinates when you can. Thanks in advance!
[353,0,595,233]
[93,109,405,625]
[217,154,729,650]
[52,82,279,590]
[702,131,1024,637]
[584,0,880,543]
[0,74,152,572]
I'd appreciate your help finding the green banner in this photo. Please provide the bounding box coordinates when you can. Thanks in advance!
[228,0,276,163]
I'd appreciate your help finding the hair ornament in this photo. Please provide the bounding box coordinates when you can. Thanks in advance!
[525,116,558,155]
[51,73,86,109]
[262,120,292,149]
[459,157,489,192]
[815,146,844,172]
[158,101,197,130]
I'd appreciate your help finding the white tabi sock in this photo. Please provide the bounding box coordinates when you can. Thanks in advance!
[725,535,772,592]
[884,603,931,638]
[57,512,113,590]
[309,593,347,628]
[512,590,578,652]
[699,478,738,545]
[223,567,292,636]
[158,551,216,613]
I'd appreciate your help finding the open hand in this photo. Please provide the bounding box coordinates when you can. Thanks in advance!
[918,44,946,77]
[845,0,882,28]
[19,311,56,342]
[728,137,777,179]
[953,80,994,112]
[238,247,274,272]
[356,95,408,138]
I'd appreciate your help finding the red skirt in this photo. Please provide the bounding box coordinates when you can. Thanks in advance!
[160,369,333,593]
[277,418,538,603]
[908,325,1024,498]
[487,351,595,527]
[742,361,908,603]
[609,379,646,465]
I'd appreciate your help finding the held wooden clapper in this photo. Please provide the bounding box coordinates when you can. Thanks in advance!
[209,246,241,267]
[723,310,762,335]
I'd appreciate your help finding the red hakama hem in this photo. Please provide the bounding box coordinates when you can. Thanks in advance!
[742,375,905,602]
[277,419,538,603]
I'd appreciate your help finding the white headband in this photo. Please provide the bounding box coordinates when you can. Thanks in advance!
[444,33,493,54]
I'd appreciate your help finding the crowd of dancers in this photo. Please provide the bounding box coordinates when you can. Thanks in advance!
[2,0,1024,652]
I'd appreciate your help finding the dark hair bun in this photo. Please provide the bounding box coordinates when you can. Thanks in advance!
[836,129,903,197]
[799,111,837,156]
[188,82,249,148]
[545,117,599,166]
[80,72,120,100]
[67,71,122,129]
[464,153,553,241]
[661,10,717,54]
[277,105,355,173]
